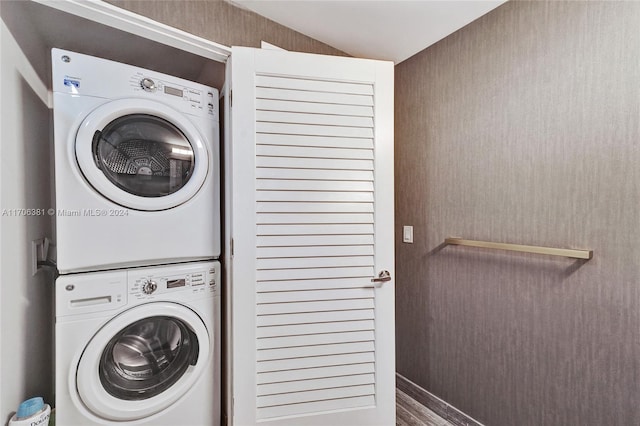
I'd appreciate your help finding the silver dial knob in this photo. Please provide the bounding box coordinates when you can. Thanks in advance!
[142,280,158,294]
[140,78,156,92]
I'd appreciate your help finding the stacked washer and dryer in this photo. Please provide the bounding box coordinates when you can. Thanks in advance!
[51,49,221,425]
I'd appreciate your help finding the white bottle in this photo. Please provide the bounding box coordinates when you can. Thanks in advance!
[8,397,51,426]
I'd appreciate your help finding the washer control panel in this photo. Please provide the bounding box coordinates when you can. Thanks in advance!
[129,263,218,300]
[56,261,220,318]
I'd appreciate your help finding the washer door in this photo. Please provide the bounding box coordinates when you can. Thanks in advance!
[76,302,210,421]
[76,99,209,211]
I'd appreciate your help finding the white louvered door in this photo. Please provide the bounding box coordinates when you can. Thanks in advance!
[226,47,394,426]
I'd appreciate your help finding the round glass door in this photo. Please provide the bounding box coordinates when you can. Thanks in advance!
[99,316,199,400]
[93,114,195,198]
[75,99,209,211]
[76,302,210,421]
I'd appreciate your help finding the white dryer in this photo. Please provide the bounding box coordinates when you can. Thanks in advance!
[55,261,220,426]
[51,49,220,274]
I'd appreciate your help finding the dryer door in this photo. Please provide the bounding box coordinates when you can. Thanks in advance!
[76,302,211,421]
[75,99,209,211]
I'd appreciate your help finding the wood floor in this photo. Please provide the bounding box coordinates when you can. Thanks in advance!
[396,388,454,426]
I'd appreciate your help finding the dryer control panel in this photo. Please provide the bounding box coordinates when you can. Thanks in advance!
[128,71,217,118]
[51,48,219,120]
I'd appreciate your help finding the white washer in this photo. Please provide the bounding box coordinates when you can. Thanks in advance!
[51,49,220,274]
[55,261,220,426]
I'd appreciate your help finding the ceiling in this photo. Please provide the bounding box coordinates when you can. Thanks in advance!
[229,0,507,63]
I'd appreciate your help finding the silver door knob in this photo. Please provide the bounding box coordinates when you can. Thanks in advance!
[371,270,391,283]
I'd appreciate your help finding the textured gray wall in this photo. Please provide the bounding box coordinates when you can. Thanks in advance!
[395,1,640,425]
[105,0,347,56]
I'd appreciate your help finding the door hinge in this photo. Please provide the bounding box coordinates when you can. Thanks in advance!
[231,238,234,257]
[229,89,232,107]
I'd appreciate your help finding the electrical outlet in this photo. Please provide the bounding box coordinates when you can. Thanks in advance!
[402,226,413,243]
[31,237,50,275]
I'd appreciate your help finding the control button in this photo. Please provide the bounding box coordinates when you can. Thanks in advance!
[209,279,216,286]
[140,78,156,92]
[142,279,158,294]
[207,91,214,98]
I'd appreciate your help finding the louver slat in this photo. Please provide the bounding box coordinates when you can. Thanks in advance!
[256,255,374,270]
[256,75,373,95]
[257,384,376,408]
[257,362,375,384]
[256,321,375,339]
[257,224,373,236]
[257,373,375,396]
[256,191,373,203]
[257,341,375,361]
[257,110,374,128]
[257,310,374,327]
[256,299,375,316]
[256,99,373,117]
[257,277,374,292]
[256,266,374,282]
[256,87,373,106]
[257,288,373,303]
[254,76,377,420]
[256,214,374,226]
[257,330,375,350]
[257,122,373,138]
[257,145,374,160]
[257,134,374,149]
[257,245,374,258]
[256,203,374,214]
[257,234,374,247]
[257,352,375,373]
[256,156,373,171]
[257,395,376,419]
[256,167,373,181]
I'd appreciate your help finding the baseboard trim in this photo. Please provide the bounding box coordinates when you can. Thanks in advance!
[396,373,485,426]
